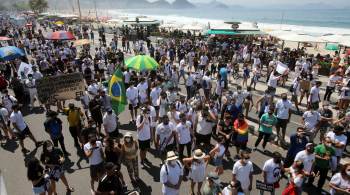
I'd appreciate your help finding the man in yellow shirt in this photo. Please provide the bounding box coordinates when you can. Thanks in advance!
[64,103,85,146]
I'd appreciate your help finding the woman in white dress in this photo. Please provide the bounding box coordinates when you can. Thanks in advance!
[329,163,350,195]
[158,92,169,118]
[183,149,211,195]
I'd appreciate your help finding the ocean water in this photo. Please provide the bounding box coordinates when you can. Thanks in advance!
[107,8,350,35]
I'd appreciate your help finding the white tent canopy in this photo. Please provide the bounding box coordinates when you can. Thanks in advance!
[276,33,326,43]
[320,34,346,43]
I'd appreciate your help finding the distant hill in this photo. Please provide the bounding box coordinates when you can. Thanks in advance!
[197,0,229,9]
[171,0,195,9]
[150,0,172,8]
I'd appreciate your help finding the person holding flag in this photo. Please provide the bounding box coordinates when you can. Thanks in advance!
[108,68,127,118]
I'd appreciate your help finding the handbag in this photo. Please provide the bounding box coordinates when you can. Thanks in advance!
[282,183,297,195]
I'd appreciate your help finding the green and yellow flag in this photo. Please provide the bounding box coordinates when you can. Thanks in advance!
[108,69,127,114]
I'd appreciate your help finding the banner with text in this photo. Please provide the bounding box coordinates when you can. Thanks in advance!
[37,73,85,103]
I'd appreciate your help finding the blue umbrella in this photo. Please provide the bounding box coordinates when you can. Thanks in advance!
[0,46,25,61]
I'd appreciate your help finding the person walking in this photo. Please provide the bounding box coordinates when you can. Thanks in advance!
[84,133,105,193]
[307,137,335,191]
[201,172,222,195]
[160,151,183,195]
[136,107,152,167]
[121,132,140,183]
[232,150,253,195]
[27,157,52,195]
[175,113,193,160]
[40,140,74,194]
[183,149,210,195]
[254,106,277,153]
[102,108,118,138]
[10,104,41,153]
[329,163,350,195]
[275,93,292,145]
[64,103,85,147]
[44,111,69,156]
[260,152,283,195]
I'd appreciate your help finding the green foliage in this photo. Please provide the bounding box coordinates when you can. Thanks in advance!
[12,2,30,11]
[29,0,48,13]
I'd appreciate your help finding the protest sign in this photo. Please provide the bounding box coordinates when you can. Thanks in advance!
[276,62,289,75]
[36,73,85,103]
[256,180,274,192]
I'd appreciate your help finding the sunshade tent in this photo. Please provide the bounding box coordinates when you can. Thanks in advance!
[325,43,339,51]
[0,37,12,41]
[125,55,159,71]
[276,33,326,43]
[74,39,90,46]
[207,30,237,35]
[54,21,64,26]
[45,31,75,40]
[0,46,25,61]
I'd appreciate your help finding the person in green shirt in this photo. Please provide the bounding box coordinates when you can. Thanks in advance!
[254,106,277,153]
[307,137,335,191]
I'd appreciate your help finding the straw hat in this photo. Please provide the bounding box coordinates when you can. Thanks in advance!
[124,132,133,138]
[166,151,178,161]
[193,149,205,160]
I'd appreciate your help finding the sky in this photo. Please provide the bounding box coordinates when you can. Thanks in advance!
[161,0,349,7]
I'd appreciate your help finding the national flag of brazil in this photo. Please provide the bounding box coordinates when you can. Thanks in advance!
[108,69,127,114]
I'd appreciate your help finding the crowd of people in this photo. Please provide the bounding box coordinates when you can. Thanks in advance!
[1,12,350,195]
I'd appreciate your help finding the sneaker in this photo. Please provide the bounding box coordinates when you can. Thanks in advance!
[252,147,257,152]
[64,151,71,156]
[21,148,30,153]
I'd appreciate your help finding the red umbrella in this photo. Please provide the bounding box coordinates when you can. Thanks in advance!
[45,31,75,40]
[0,37,12,41]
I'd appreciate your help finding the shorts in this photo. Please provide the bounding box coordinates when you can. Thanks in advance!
[234,141,247,149]
[128,103,139,110]
[311,101,319,110]
[32,177,50,195]
[108,129,119,138]
[213,156,223,167]
[154,106,160,111]
[195,133,211,145]
[138,139,150,151]
[291,95,298,102]
[276,118,288,129]
[18,126,32,140]
[49,166,64,181]
[90,162,105,179]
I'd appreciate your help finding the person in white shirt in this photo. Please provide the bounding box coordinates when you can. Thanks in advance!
[126,83,139,123]
[84,133,105,193]
[1,89,17,113]
[156,115,176,161]
[136,107,152,167]
[137,78,148,104]
[199,54,209,70]
[185,72,194,100]
[232,150,253,195]
[25,74,40,109]
[294,143,315,175]
[302,105,321,142]
[308,81,322,110]
[329,163,350,195]
[30,66,43,80]
[178,58,186,83]
[88,81,100,97]
[261,152,283,195]
[0,103,12,139]
[175,113,193,160]
[267,71,281,96]
[102,108,118,138]
[202,71,212,101]
[150,84,162,117]
[168,104,180,125]
[175,96,188,114]
[275,93,292,144]
[160,151,183,195]
[327,126,347,169]
[324,71,343,101]
[11,104,41,154]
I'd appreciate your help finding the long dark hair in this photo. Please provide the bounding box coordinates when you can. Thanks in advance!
[42,140,53,155]
[27,158,43,181]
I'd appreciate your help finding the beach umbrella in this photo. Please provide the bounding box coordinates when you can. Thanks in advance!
[0,46,25,61]
[0,37,12,41]
[45,31,75,40]
[74,39,90,46]
[325,43,339,51]
[125,55,159,71]
[54,21,64,26]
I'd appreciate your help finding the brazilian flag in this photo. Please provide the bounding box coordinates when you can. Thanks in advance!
[108,69,127,114]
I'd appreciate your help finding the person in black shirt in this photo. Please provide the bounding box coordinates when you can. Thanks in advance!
[89,95,103,137]
[318,101,333,143]
[217,114,234,158]
[27,157,52,195]
[40,140,74,194]
[96,162,125,195]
